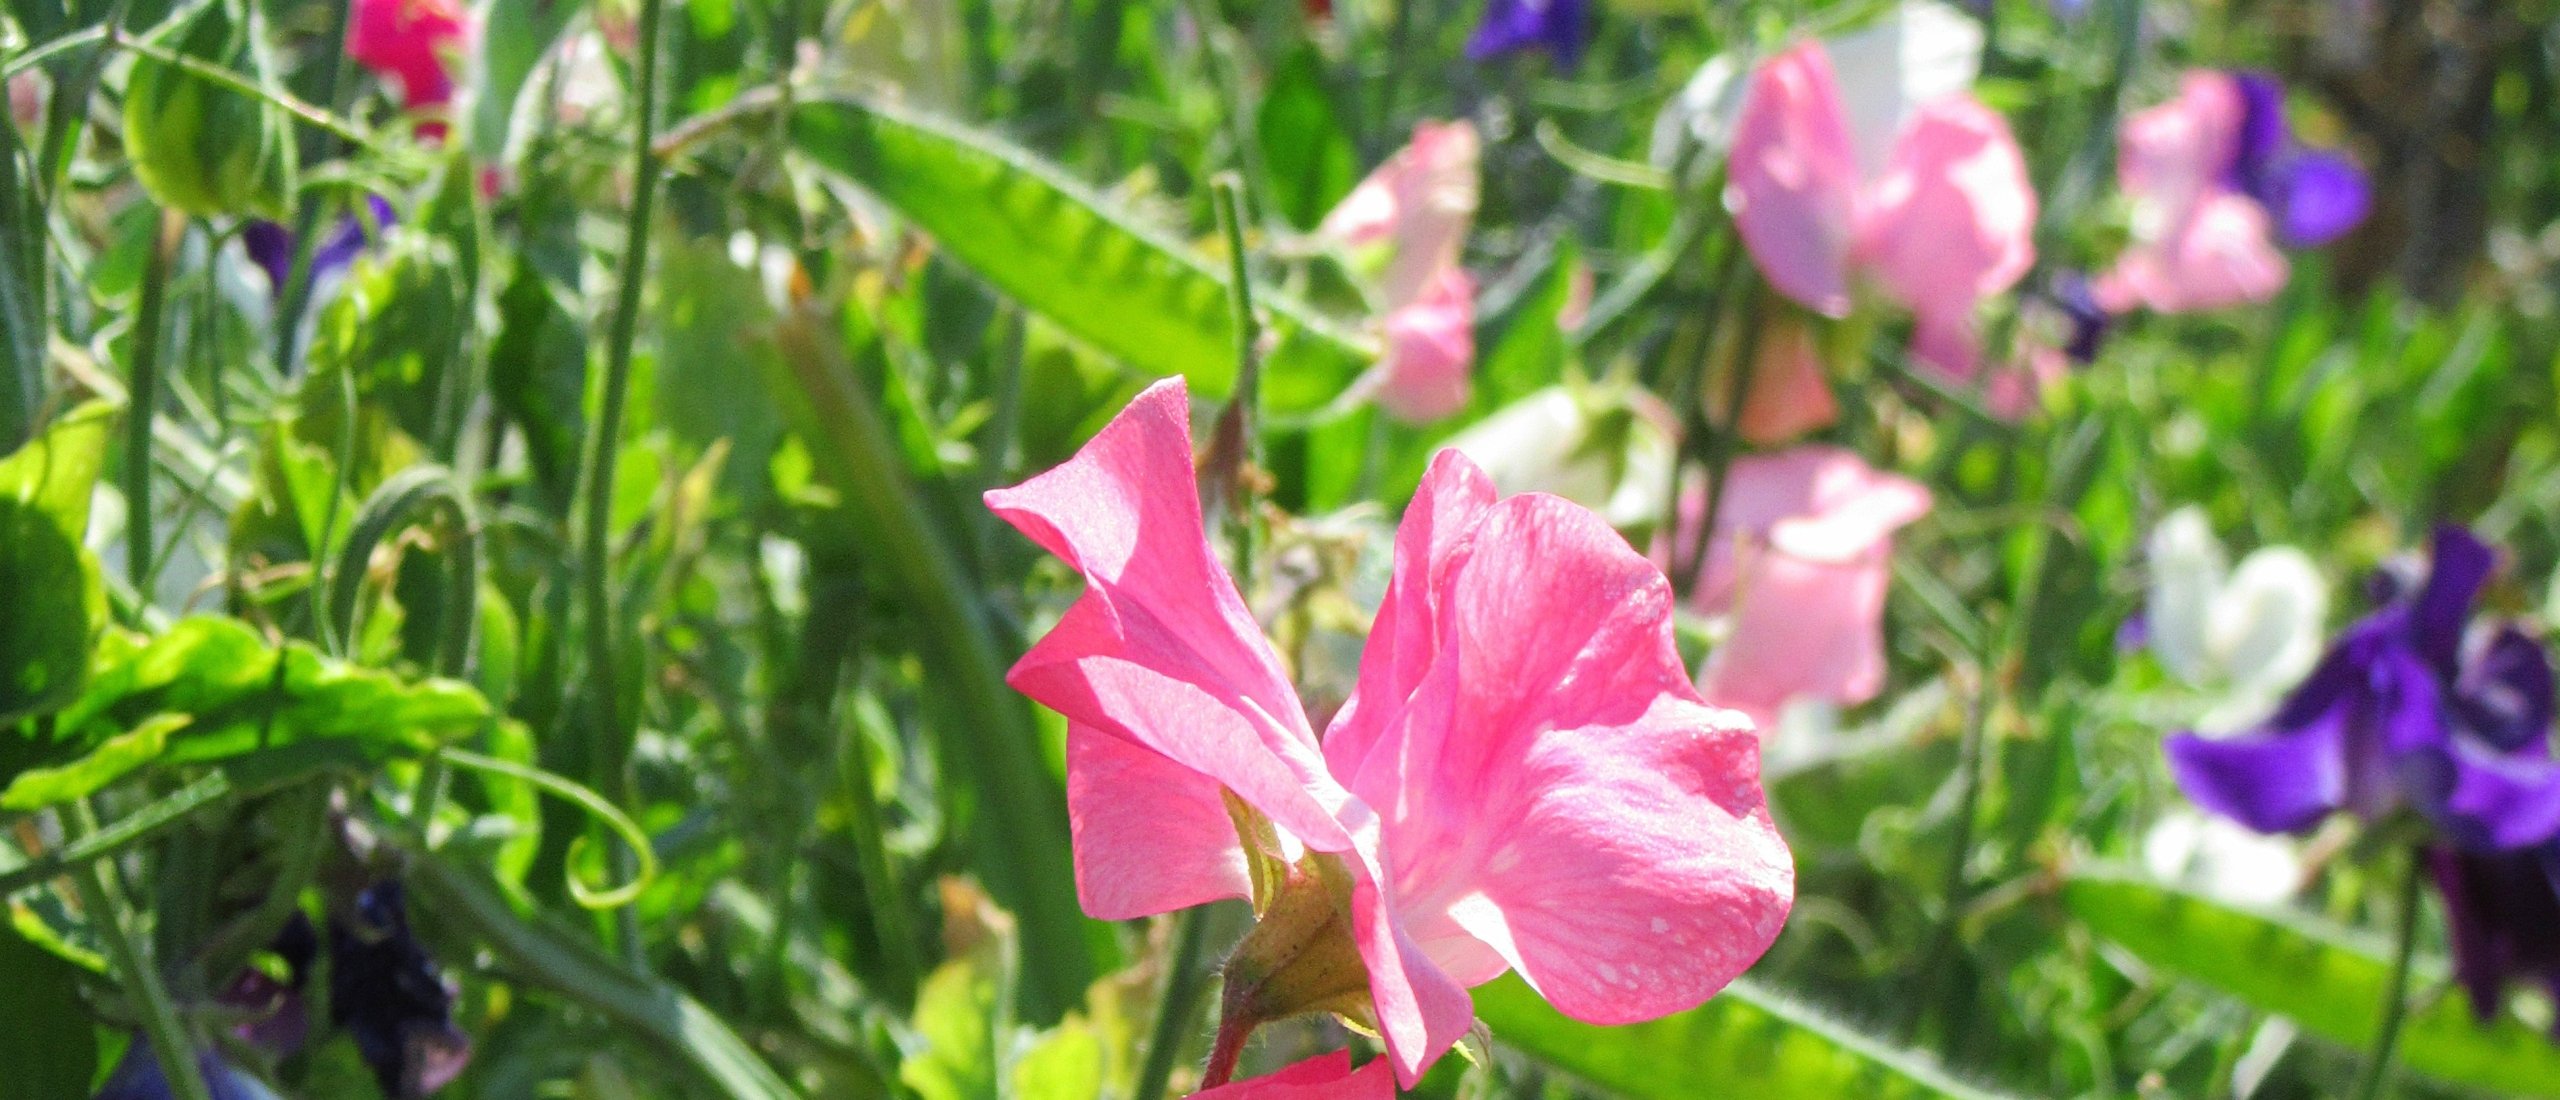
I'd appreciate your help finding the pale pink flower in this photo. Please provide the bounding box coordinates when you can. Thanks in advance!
[1726,42,2036,409]
[989,379,1794,1086]
[2093,73,2288,314]
[348,0,469,116]
[1375,268,1476,423]
[1319,120,1480,312]
[1190,1052,1394,1099]
[1672,447,1932,731]
[1712,312,1842,445]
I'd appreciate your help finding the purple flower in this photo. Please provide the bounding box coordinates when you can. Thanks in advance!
[2050,271,2112,365]
[2165,526,2560,849]
[2220,72,2371,248]
[93,1044,282,1100]
[330,881,471,1098]
[1467,0,1589,69]
[2430,843,2560,1033]
[241,194,398,295]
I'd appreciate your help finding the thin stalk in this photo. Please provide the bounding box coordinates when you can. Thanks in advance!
[1205,175,1264,576]
[574,0,669,963]
[1682,280,1766,592]
[271,0,359,374]
[114,36,372,149]
[123,209,180,606]
[69,799,214,1100]
[1132,906,1217,1100]
[2350,849,2426,1100]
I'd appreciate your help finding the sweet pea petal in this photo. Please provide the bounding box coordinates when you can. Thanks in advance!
[2399,737,2560,852]
[1326,451,1497,783]
[1698,549,1894,729]
[988,379,1357,857]
[1065,723,1252,919]
[2413,524,2495,673]
[1319,122,1481,311]
[2210,546,2331,699]
[1712,313,1841,445]
[1190,1051,1396,1100]
[2270,151,2371,247]
[2453,626,2556,755]
[1375,269,1477,424]
[1466,0,1591,69]
[1858,94,2037,320]
[2165,704,2351,835]
[1728,43,1863,316]
[1345,484,1792,1040]
[2095,191,2289,313]
[348,0,468,108]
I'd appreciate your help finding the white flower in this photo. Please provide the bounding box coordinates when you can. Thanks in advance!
[2142,808,2304,908]
[1442,384,1674,530]
[2144,506,2328,732]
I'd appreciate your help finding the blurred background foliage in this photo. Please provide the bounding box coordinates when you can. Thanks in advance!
[7,0,2560,1096]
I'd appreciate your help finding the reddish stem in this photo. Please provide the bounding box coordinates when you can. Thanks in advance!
[1199,1012,1256,1091]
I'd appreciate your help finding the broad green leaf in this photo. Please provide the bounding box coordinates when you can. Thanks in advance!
[468,0,581,163]
[0,108,42,453]
[0,919,97,1099]
[0,402,113,725]
[2064,871,2560,1097]
[786,96,1376,416]
[653,236,783,506]
[904,959,1003,1100]
[1474,973,2021,1099]
[121,0,294,219]
[1011,1018,1104,1100]
[0,617,490,802]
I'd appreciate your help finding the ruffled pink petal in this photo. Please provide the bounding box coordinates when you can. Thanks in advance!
[348,0,468,108]
[1326,451,1498,782]
[1320,120,1482,311]
[987,379,1359,869]
[1857,95,2037,324]
[2095,191,2289,314]
[1338,471,1793,1062]
[1065,723,1252,919]
[1698,550,1895,728]
[1189,1051,1396,1100]
[1347,850,1482,1087]
[1728,43,1862,316]
[1905,304,1984,393]
[1375,269,1477,424]
[2116,72,2242,241]
[1688,447,1932,575]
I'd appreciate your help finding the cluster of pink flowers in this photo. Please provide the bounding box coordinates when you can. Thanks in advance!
[988,380,1795,1094]
[347,0,470,138]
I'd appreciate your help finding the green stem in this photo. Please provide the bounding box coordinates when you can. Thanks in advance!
[1682,280,1765,592]
[2351,848,2426,1100]
[574,0,669,961]
[69,800,214,1100]
[270,0,357,375]
[1133,906,1217,1100]
[123,209,178,607]
[1207,175,1264,577]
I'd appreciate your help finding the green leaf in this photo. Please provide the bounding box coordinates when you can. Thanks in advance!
[0,402,113,725]
[1473,974,2021,1099]
[2063,871,2560,1098]
[0,617,491,802]
[0,107,43,453]
[121,0,294,219]
[468,0,581,163]
[1255,45,1359,230]
[786,95,1376,416]
[1011,1018,1104,1100]
[904,959,1004,1100]
[0,919,97,1100]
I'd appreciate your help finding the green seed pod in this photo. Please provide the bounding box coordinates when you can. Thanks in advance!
[122,0,296,219]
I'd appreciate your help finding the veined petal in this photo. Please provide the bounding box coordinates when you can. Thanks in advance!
[988,380,1357,865]
[1344,487,1792,1049]
[2165,713,2350,835]
[1190,1051,1396,1099]
[1728,43,1863,315]
[1858,94,2037,320]
[1699,548,1895,728]
[1319,121,1481,312]
[1326,451,1498,783]
[2413,525,2495,673]
[1065,724,1252,919]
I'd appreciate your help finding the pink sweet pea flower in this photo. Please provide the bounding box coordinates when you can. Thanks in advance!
[1319,121,1479,311]
[1672,446,1931,731]
[989,379,1794,1086]
[1727,42,2036,410]
[1375,268,1476,423]
[1190,1052,1393,1099]
[2093,72,2286,314]
[348,0,468,118]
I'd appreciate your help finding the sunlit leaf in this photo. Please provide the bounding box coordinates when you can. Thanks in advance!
[0,402,113,725]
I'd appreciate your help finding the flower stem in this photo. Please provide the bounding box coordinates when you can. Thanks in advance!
[1134,906,1218,1100]
[2351,847,2426,1100]
[69,799,213,1100]
[122,208,179,608]
[1199,1000,1256,1092]
[1683,278,1767,593]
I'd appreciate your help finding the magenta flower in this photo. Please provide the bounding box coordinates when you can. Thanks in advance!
[1189,1052,1393,1099]
[348,0,468,119]
[1670,447,1933,731]
[987,379,1794,1085]
[2094,71,2371,314]
[1726,41,2037,409]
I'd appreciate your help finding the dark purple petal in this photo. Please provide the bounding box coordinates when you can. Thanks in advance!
[2224,71,2290,199]
[2455,626,2556,754]
[2268,151,2371,247]
[2415,525,2496,672]
[1467,0,1589,69]
[331,881,470,1098]
[94,1042,282,1100]
[2166,720,2350,835]
[2052,270,2112,364]
[310,194,398,282]
[2425,844,2560,1027]
[2370,640,2451,759]
[241,221,296,292]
